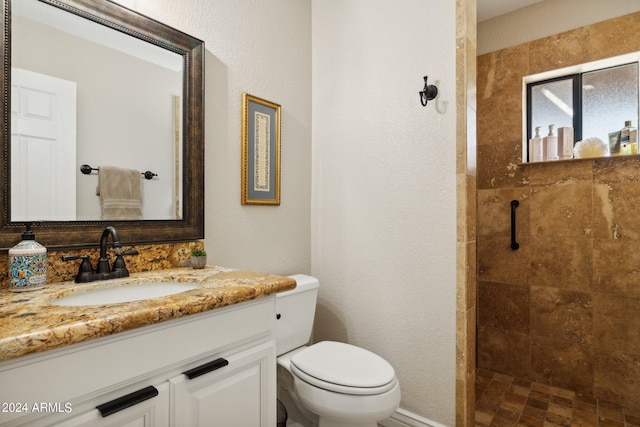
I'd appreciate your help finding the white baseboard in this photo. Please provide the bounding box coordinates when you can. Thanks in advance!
[379,408,449,427]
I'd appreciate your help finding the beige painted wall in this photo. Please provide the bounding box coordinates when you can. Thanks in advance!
[311,1,457,424]
[478,0,640,55]
[115,0,313,276]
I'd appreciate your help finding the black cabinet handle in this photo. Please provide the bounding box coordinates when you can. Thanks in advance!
[511,200,520,250]
[96,385,158,417]
[182,358,229,380]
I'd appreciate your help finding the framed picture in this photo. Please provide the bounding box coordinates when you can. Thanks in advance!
[241,93,281,205]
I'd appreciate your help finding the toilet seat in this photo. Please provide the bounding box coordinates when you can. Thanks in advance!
[290,341,397,395]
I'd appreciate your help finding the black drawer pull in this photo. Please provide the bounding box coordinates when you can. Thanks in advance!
[183,357,229,379]
[96,385,158,417]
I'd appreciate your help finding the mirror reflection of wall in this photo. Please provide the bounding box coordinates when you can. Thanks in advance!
[11,0,184,221]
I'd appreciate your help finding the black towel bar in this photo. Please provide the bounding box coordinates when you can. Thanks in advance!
[80,164,157,180]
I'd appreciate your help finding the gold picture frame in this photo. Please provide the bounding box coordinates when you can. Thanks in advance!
[241,93,281,205]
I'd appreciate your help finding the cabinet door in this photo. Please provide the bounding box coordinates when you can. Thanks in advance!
[50,383,169,427]
[170,341,276,427]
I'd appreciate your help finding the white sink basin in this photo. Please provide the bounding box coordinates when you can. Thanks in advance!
[51,282,198,306]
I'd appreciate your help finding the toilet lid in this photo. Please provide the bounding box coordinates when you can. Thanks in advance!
[290,341,396,392]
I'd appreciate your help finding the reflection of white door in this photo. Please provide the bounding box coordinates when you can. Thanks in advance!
[11,68,77,221]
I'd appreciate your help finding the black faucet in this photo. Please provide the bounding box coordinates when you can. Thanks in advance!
[97,226,121,276]
[62,227,138,283]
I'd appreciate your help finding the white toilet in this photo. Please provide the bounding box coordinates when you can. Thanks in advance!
[276,274,401,427]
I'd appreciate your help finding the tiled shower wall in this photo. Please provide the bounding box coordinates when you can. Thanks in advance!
[477,12,640,408]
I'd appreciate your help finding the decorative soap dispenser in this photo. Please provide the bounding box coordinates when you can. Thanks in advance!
[8,223,47,292]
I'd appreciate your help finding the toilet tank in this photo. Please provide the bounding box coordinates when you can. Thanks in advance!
[276,275,319,356]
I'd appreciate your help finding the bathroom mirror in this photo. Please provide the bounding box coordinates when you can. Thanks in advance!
[0,0,204,249]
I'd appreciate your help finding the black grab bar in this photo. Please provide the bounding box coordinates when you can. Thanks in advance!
[510,200,519,250]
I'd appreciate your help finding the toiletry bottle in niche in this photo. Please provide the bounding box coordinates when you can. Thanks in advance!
[8,223,47,292]
[530,126,543,162]
[557,127,574,160]
[609,131,621,156]
[620,120,638,155]
[543,124,558,161]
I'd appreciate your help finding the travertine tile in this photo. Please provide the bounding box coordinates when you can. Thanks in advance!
[530,287,593,346]
[478,281,529,333]
[457,307,476,380]
[528,160,592,187]
[476,369,495,396]
[529,182,592,238]
[589,12,640,60]
[594,348,640,409]
[592,293,640,354]
[478,235,530,284]
[477,93,519,147]
[458,173,478,241]
[466,173,477,237]
[477,141,529,189]
[592,239,640,298]
[599,405,624,422]
[456,2,475,424]
[593,157,640,184]
[457,375,476,427]
[502,391,527,412]
[573,408,598,426]
[625,413,640,426]
[592,182,640,240]
[528,26,592,74]
[475,400,496,425]
[457,241,477,312]
[477,188,530,238]
[529,236,592,292]
[530,336,593,395]
[477,326,530,379]
[477,44,528,108]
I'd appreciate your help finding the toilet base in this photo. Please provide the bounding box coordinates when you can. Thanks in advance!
[277,388,317,427]
[278,363,318,427]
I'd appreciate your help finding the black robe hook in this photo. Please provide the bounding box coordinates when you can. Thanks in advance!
[419,75,438,107]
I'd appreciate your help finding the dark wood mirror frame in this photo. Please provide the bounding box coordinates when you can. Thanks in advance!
[0,0,204,251]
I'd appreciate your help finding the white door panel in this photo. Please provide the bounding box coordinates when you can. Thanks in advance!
[11,68,77,221]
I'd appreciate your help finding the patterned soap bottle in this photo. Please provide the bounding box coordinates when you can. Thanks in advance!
[9,223,47,292]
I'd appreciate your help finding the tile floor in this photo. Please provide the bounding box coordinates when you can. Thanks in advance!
[475,369,640,427]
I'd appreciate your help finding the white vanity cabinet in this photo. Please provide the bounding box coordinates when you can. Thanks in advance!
[0,297,277,427]
[50,383,170,427]
[170,341,275,426]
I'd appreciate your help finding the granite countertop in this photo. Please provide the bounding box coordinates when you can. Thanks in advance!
[0,267,296,362]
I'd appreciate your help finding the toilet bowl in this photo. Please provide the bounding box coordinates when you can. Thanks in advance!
[276,275,401,427]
